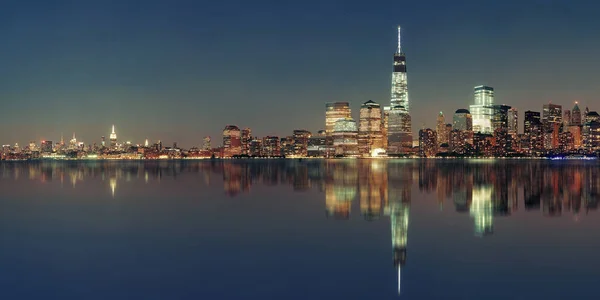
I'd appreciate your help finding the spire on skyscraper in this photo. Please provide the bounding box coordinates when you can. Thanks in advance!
[397,25,402,54]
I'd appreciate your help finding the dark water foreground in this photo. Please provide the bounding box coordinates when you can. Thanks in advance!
[1,159,599,299]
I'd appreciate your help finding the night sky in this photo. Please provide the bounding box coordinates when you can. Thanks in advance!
[1,0,599,148]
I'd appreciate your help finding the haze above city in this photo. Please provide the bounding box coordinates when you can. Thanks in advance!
[1,0,599,147]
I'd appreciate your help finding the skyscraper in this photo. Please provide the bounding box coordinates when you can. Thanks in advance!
[110,125,117,148]
[542,103,562,150]
[222,125,242,157]
[41,140,53,153]
[524,111,543,154]
[358,100,384,155]
[436,112,447,146]
[542,103,562,132]
[325,102,351,136]
[325,102,351,155]
[387,26,412,156]
[491,105,511,132]
[203,136,211,150]
[391,26,409,111]
[418,128,437,157]
[563,109,571,127]
[508,108,518,136]
[292,129,311,157]
[453,109,473,131]
[469,86,494,134]
[241,128,252,155]
[571,102,582,126]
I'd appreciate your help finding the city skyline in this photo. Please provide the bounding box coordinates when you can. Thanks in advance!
[2,1,600,147]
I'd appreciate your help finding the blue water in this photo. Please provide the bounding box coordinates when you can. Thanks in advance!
[1,160,599,299]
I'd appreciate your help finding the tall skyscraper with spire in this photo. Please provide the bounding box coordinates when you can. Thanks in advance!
[110,125,117,148]
[387,26,412,155]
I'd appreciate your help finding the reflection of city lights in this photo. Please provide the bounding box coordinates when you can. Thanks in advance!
[470,185,493,237]
[110,177,117,198]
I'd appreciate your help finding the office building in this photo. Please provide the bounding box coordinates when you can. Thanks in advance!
[418,128,437,157]
[436,112,447,146]
[110,125,117,148]
[293,129,311,157]
[222,125,242,156]
[358,100,384,155]
[470,86,494,133]
[333,117,359,156]
[453,109,473,132]
[387,26,412,156]
[571,103,582,126]
[241,128,252,155]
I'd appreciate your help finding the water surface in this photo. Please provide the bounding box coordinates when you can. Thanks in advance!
[1,160,599,299]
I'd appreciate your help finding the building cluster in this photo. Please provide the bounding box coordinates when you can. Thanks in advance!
[416,86,600,157]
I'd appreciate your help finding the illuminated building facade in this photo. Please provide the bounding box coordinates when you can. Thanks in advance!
[418,128,437,157]
[292,129,311,157]
[358,100,384,156]
[203,136,211,150]
[325,102,351,136]
[508,107,518,135]
[333,117,359,156]
[241,128,252,155]
[387,26,412,156]
[436,112,447,146]
[387,106,412,155]
[391,26,409,111]
[563,109,571,127]
[571,103,582,125]
[222,125,242,157]
[469,86,494,133]
[524,111,543,154]
[449,129,470,154]
[453,109,472,132]
[542,103,562,149]
[41,141,53,153]
[110,125,117,148]
[249,139,262,156]
[262,136,280,156]
[583,121,600,151]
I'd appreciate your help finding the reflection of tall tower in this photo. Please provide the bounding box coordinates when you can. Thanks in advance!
[359,160,387,220]
[470,184,494,237]
[391,201,409,295]
[387,162,412,296]
[110,125,117,148]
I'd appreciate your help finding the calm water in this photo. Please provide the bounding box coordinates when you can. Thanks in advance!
[1,159,599,299]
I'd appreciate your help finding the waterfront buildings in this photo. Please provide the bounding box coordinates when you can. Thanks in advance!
[292,130,311,157]
[110,125,117,148]
[241,128,252,155]
[436,112,447,146]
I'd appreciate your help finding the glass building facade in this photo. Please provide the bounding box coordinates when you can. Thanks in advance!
[469,86,495,134]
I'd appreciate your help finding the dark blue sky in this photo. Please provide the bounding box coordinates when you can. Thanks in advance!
[1,0,599,147]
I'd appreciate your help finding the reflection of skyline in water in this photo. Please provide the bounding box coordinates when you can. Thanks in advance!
[2,160,600,296]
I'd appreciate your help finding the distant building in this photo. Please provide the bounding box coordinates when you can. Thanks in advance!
[358,100,384,156]
[41,141,53,153]
[571,103,582,126]
[203,136,211,150]
[470,86,494,133]
[325,102,351,136]
[222,125,242,156]
[293,130,311,157]
[418,128,437,157]
[262,136,280,156]
[524,111,543,154]
[110,125,118,148]
[249,139,262,156]
[436,112,447,146]
[542,103,562,133]
[241,128,252,155]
